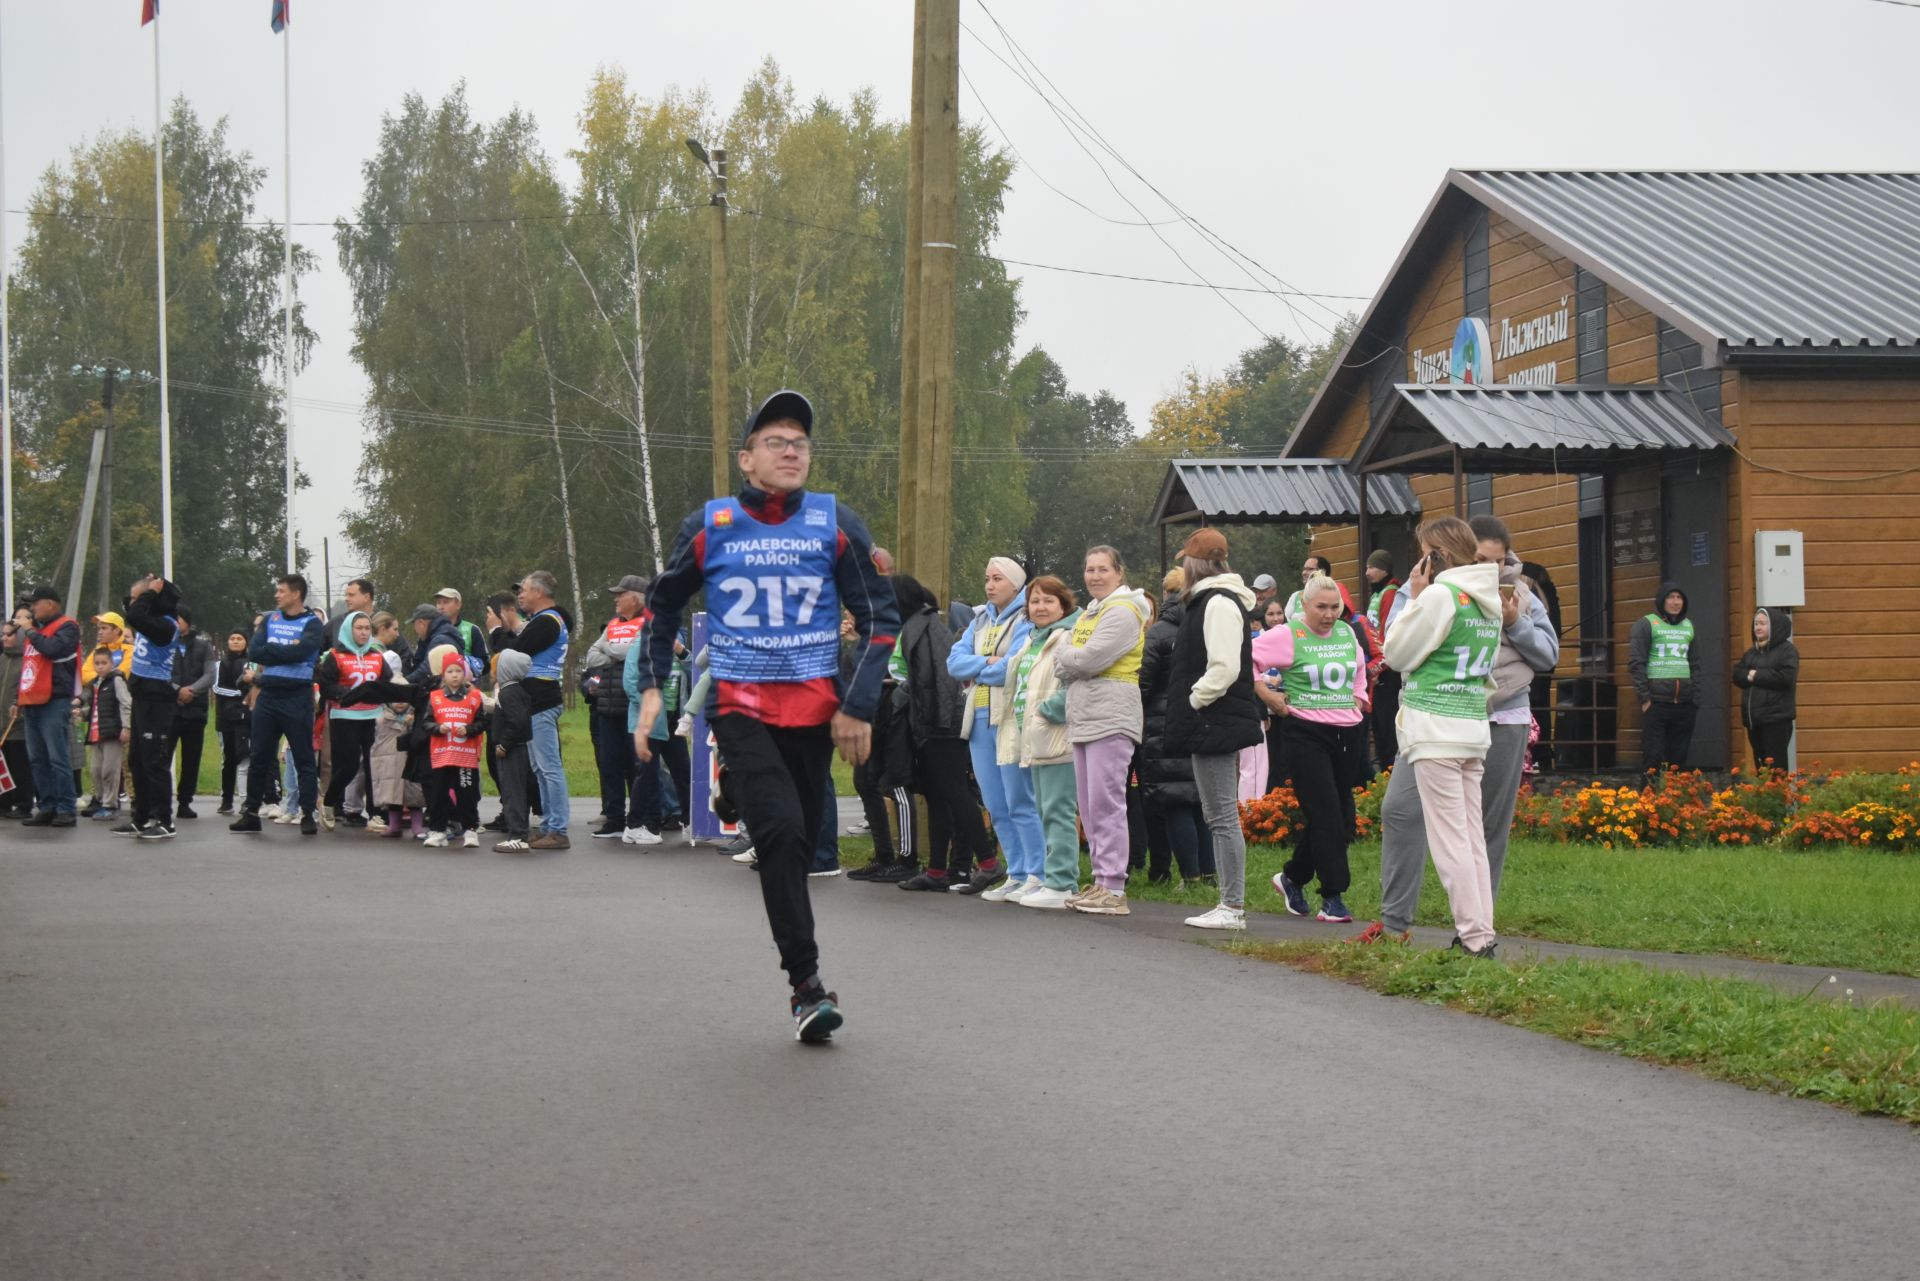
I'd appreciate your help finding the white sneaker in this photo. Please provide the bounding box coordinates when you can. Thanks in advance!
[624,826,664,846]
[978,877,1024,902]
[730,848,757,864]
[1185,904,1247,931]
[675,713,694,737]
[1009,875,1044,902]
[1017,885,1073,910]
[261,804,283,820]
[461,831,480,849]
[423,831,449,849]
[320,804,336,832]
[846,818,871,834]
[274,810,298,825]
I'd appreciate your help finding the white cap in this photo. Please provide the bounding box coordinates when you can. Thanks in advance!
[433,587,462,603]
[1252,574,1277,591]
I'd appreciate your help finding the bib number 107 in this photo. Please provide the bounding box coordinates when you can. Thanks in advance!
[717,575,826,628]
[1300,662,1357,692]
[1450,646,1496,680]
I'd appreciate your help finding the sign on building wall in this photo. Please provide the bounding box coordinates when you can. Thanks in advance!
[1412,302,1570,387]
[1611,506,1659,567]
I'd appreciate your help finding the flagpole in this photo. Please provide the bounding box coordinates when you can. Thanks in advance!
[0,7,14,610]
[152,15,173,579]
[282,14,295,574]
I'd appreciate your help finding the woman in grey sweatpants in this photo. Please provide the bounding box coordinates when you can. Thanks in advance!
[1369,517,1559,940]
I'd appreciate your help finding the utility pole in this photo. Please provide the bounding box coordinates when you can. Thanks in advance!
[322,536,332,616]
[96,365,116,616]
[701,144,732,499]
[895,0,928,570]
[911,0,960,606]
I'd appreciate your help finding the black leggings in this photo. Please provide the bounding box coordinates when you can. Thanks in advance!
[1748,721,1793,771]
[916,738,992,872]
[219,722,247,805]
[1280,717,1358,896]
[325,717,378,810]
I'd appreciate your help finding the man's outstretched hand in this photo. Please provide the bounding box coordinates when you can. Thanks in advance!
[831,711,871,767]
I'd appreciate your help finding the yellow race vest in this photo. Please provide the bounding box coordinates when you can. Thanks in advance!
[973,616,1014,708]
[1071,595,1146,684]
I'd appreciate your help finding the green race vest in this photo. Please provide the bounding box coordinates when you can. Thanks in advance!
[1279,623,1362,711]
[1283,590,1305,624]
[1645,616,1694,680]
[1401,590,1501,719]
[1012,640,1042,724]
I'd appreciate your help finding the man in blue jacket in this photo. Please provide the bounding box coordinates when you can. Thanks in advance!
[230,573,328,836]
[17,585,82,827]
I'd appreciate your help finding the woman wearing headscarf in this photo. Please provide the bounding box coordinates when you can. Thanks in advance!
[1053,545,1152,917]
[1733,607,1798,771]
[946,556,1040,897]
[316,611,386,831]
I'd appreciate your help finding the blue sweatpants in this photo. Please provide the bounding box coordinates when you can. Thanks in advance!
[969,709,1044,881]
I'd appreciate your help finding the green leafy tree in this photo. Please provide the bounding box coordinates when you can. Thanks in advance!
[5,103,315,631]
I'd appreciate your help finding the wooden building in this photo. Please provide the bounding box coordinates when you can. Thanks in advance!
[1216,171,1920,772]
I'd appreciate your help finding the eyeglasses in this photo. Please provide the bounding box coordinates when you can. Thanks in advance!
[757,435,812,456]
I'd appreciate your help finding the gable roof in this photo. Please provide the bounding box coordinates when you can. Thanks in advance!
[1455,170,1920,355]
[1285,169,1920,459]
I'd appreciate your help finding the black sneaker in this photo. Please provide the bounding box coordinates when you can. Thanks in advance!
[869,861,918,883]
[49,812,78,828]
[216,803,234,816]
[791,981,843,1044]
[300,814,319,836]
[658,815,685,833]
[897,870,950,892]
[1449,937,1499,960]
[482,817,508,832]
[591,822,626,840]
[229,812,262,833]
[111,820,150,838]
[175,803,198,820]
[339,811,368,828]
[847,859,894,882]
[720,834,754,858]
[951,865,1004,896]
[21,810,55,827]
[139,822,177,840]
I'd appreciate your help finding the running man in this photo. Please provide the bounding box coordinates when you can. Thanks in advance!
[634,389,899,1043]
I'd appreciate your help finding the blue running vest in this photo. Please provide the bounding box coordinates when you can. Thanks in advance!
[261,611,318,682]
[130,619,180,681]
[703,492,841,684]
[526,608,570,681]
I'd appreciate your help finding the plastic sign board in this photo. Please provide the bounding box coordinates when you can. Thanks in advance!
[1449,317,1493,385]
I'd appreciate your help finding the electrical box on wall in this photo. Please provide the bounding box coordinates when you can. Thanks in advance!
[1755,530,1805,608]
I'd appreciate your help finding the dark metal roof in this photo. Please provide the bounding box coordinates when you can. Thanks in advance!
[1356,385,1735,474]
[1151,458,1421,525]
[1456,170,1920,353]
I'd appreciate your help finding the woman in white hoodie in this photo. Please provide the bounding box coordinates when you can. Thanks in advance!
[1376,516,1504,958]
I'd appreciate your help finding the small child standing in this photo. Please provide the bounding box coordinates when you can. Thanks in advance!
[423,647,488,848]
[490,649,534,851]
[84,647,132,819]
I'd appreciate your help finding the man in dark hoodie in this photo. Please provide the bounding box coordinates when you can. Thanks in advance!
[405,603,465,686]
[121,574,186,839]
[1629,582,1699,774]
[231,573,328,835]
[1733,607,1798,770]
[501,570,574,849]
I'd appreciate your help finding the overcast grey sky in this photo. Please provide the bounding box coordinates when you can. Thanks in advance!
[3,0,1917,580]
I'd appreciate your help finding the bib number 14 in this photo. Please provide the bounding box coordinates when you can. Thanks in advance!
[717,575,826,628]
[1450,645,1496,680]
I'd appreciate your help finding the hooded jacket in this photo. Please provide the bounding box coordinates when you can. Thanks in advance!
[318,611,384,722]
[1382,561,1503,763]
[405,612,467,687]
[948,587,1032,744]
[171,626,216,723]
[1001,608,1079,769]
[1628,582,1699,706]
[493,650,535,750]
[899,589,969,746]
[1733,607,1797,728]
[1166,574,1263,757]
[1052,585,1151,745]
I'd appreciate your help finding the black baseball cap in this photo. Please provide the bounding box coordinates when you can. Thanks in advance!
[740,389,814,445]
[29,585,62,604]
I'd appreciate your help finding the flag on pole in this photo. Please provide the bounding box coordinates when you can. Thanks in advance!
[271,1,289,33]
[141,0,159,25]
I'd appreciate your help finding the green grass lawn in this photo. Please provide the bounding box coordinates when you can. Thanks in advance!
[1244,940,1920,1126]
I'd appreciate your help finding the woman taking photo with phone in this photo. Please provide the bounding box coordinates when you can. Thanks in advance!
[1372,516,1504,958]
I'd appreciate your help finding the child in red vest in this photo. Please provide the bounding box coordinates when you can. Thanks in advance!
[422,645,488,848]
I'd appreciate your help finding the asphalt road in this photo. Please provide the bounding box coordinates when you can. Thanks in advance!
[4,805,1917,1281]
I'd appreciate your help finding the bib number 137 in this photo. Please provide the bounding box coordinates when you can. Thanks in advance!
[717,575,826,628]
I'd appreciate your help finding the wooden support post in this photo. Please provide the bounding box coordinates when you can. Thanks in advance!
[1356,472,1372,616]
[896,0,927,566]
[911,0,959,607]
